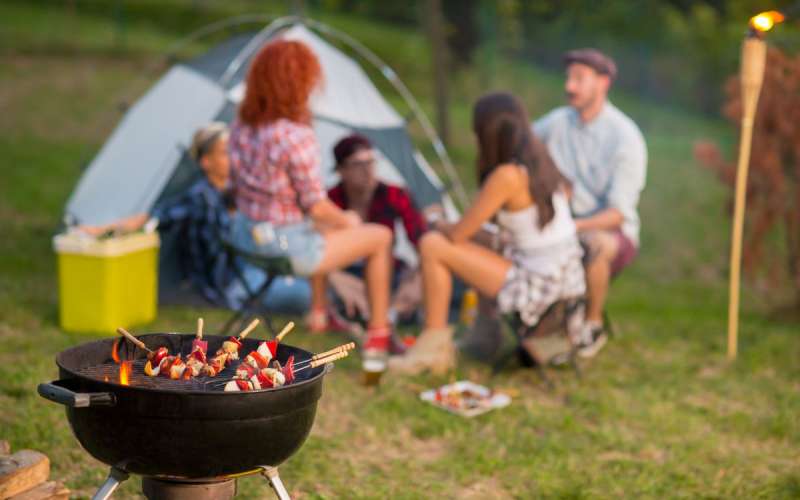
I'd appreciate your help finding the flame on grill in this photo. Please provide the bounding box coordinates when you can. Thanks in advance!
[750,10,785,33]
[111,339,121,364]
[119,361,132,386]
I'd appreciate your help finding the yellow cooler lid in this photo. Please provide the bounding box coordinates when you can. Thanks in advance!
[53,230,160,257]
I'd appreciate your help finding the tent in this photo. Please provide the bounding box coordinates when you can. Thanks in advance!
[64,17,462,303]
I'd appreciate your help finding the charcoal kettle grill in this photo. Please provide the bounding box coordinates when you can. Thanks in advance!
[38,332,333,500]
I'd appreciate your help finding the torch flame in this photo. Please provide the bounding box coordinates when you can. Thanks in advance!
[111,339,121,364]
[750,10,785,32]
[119,361,132,386]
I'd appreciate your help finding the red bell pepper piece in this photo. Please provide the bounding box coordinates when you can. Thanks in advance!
[235,379,251,391]
[149,347,169,368]
[282,355,295,383]
[190,348,207,364]
[191,339,208,355]
[257,371,274,388]
[266,340,278,358]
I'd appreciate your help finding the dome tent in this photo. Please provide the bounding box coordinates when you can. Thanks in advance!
[64,17,463,304]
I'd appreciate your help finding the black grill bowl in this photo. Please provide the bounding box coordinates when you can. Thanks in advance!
[38,333,328,479]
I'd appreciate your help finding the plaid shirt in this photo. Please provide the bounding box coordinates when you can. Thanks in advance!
[229,118,326,225]
[153,178,232,306]
[328,181,427,247]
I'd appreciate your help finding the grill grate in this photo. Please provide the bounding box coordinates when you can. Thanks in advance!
[78,359,243,392]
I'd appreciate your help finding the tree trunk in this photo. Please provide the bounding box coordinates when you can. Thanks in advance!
[425,0,450,147]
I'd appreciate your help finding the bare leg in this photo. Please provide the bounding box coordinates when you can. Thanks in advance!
[313,223,392,329]
[583,231,619,323]
[310,274,327,312]
[389,232,510,375]
[419,231,511,329]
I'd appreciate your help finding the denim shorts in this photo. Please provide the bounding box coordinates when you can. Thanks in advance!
[229,213,326,276]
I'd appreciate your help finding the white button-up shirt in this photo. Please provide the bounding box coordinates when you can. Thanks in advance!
[533,102,647,247]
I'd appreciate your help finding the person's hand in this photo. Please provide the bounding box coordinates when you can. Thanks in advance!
[391,270,422,317]
[76,224,108,237]
[328,271,370,319]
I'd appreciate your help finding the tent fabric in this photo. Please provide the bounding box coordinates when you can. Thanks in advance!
[259,25,404,128]
[66,66,226,225]
[64,20,456,304]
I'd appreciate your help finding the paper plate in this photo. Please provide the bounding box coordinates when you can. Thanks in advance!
[420,380,511,418]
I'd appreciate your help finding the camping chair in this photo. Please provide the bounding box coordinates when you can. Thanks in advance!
[219,240,294,336]
[491,298,586,389]
[214,223,295,336]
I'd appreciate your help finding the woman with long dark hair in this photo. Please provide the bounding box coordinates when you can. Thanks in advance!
[227,40,395,356]
[389,92,586,375]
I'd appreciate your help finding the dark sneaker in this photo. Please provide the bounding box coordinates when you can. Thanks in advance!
[576,324,608,358]
[386,333,408,355]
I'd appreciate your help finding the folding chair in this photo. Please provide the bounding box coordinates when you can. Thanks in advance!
[491,298,585,389]
[219,238,294,336]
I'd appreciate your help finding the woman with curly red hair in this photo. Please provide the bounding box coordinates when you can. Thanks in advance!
[227,39,395,360]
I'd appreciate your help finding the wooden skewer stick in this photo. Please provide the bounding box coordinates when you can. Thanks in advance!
[237,319,260,340]
[275,321,295,342]
[303,350,350,370]
[116,327,154,354]
[207,346,354,387]
[293,342,357,368]
[312,341,355,360]
[196,317,204,339]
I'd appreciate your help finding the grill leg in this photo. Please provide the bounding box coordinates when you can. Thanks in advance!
[262,467,291,500]
[92,467,129,500]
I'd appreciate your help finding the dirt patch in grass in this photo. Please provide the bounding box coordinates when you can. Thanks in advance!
[457,476,511,499]
[334,425,449,475]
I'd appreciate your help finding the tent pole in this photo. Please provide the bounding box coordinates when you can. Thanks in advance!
[305,19,469,208]
[215,15,470,208]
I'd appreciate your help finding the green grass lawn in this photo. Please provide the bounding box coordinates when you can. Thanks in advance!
[1,3,798,498]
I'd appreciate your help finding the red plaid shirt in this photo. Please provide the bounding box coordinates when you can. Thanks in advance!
[229,119,326,225]
[328,181,427,247]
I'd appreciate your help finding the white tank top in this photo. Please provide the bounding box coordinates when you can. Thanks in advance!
[496,190,576,252]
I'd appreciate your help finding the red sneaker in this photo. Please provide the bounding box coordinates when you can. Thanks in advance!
[363,327,390,357]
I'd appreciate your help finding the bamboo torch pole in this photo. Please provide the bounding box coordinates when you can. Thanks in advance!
[727,35,767,360]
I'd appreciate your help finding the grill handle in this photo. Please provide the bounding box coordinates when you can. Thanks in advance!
[38,380,116,408]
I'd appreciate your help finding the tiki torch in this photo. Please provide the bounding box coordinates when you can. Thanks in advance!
[727,10,784,360]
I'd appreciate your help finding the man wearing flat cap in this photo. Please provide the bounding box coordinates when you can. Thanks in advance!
[533,48,647,358]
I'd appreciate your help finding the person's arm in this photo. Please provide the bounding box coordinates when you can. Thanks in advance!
[78,213,148,236]
[577,132,647,233]
[574,208,624,232]
[391,267,422,316]
[445,164,519,244]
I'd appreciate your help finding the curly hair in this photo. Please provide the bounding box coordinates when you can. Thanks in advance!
[238,40,322,126]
